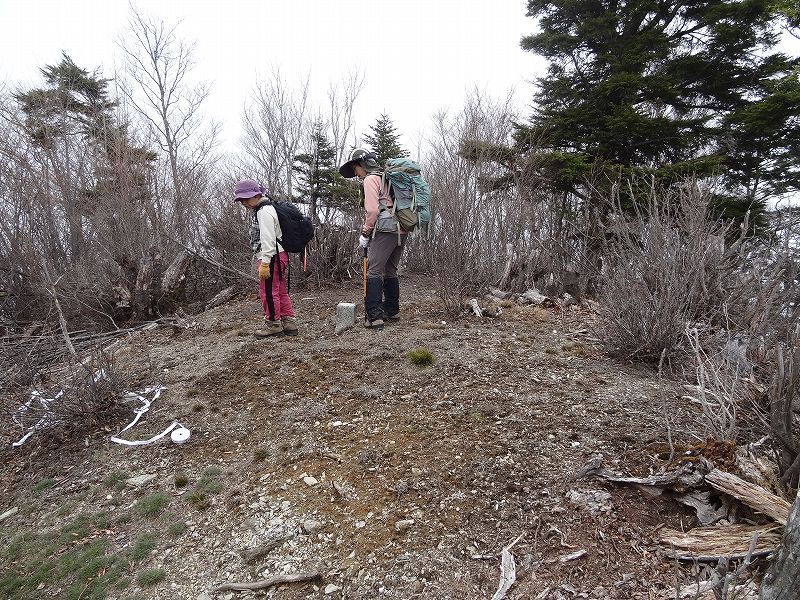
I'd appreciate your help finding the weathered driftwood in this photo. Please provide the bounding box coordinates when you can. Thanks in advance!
[577,455,708,493]
[212,571,321,592]
[161,250,192,295]
[490,532,525,600]
[705,469,790,525]
[660,523,782,561]
[761,492,800,599]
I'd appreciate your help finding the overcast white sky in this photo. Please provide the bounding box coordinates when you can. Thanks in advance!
[0,0,543,154]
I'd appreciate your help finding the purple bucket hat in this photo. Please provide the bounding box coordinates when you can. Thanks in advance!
[233,179,265,202]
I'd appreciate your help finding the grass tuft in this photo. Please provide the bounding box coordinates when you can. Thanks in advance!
[136,568,166,587]
[135,492,169,518]
[407,347,435,367]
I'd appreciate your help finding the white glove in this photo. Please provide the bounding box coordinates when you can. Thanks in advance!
[358,234,370,249]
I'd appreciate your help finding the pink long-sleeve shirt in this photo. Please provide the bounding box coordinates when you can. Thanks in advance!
[361,174,391,236]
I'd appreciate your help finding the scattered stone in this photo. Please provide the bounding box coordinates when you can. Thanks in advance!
[489,287,511,300]
[518,289,547,305]
[302,519,324,534]
[125,474,156,487]
[197,593,213,600]
[324,584,341,594]
[0,507,19,522]
[394,519,414,533]
[303,476,319,486]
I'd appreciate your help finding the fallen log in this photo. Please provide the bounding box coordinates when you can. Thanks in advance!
[204,286,238,311]
[212,571,321,592]
[705,469,790,525]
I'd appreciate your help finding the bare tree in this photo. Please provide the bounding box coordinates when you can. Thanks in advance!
[241,67,311,199]
[327,70,364,162]
[118,7,219,243]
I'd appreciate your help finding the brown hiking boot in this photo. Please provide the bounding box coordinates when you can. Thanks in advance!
[254,321,284,338]
[385,312,401,323]
[281,316,299,336]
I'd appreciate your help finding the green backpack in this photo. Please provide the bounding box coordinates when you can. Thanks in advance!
[381,158,432,236]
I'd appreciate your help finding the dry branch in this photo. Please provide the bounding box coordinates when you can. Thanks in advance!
[239,533,293,563]
[659,524,781,561]
[578,456,708,493]
[211,571,321,592]
[705,469,791,525]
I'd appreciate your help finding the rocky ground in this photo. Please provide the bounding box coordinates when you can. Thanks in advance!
[1,274,743,599]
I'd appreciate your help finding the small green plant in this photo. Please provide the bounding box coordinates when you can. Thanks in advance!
[174,472,189,488]
[407,347,435,367]
[167,520,188,537]
[184,466,223,510]
[104,471,129,490]
[253,448,268,462]
[33,478,57,493]
[136,568,166,587]
[136,492,169,518]
[196,467,223,494]
[192,402,205,412]
[129,533,156,562]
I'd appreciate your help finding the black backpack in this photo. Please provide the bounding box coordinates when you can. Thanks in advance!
[255,200,314,253]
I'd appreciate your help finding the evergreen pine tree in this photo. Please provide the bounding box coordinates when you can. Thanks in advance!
[509,0,800,226]
[293,120,358,220]
[362,113,407,166]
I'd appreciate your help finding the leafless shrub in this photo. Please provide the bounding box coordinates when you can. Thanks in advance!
[684,325,750,440]
[417,92,519,314]
[303,222,362,288]
[0,348,129,449]
[766,331,800,491]
[596,179,745,360]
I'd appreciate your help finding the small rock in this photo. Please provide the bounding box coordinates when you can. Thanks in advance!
[394,519,414,533]
[126,473,156,487]
[302,520,324,534]
[197,594,213,600]
[0,507,19,522]
[324,584,341,594]
[303,476,319,486]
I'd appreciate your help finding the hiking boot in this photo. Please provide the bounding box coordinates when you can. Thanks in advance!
[281,316,299,336]
[385,312,401,322]
[365,318,384,331]
[254,321,284,338]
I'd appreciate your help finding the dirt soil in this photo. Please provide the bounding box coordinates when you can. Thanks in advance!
[1,274,719,600]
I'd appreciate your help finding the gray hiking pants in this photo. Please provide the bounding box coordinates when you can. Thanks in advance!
[366,232,406,278]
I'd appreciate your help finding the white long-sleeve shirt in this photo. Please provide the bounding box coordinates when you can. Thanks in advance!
[249,203,284,262]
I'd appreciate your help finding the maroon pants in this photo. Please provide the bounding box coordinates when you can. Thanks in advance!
[258,252,295,321]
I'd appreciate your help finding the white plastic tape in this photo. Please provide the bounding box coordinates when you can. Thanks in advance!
[110,386,187,446]
[11,390,63,447]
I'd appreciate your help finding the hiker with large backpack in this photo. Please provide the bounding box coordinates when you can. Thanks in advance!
[233,179,311,338]
[339,148,430,330]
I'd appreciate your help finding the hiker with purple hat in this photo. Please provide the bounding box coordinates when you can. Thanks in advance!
[233,179,299,338]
